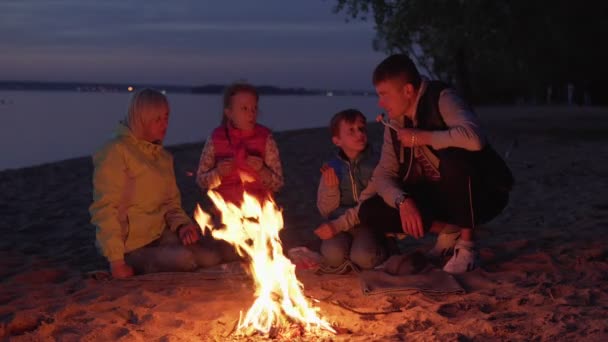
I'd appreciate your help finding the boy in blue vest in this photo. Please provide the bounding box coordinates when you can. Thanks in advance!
[314,109,387,270]
[358,54,513,273]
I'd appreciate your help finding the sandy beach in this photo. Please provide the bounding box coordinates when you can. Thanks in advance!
[1,106,607,341]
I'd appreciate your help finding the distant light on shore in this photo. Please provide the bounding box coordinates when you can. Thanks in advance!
[127,86,134,92]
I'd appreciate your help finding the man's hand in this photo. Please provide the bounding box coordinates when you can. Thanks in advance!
[178,224,200,245]
[217,159,234,177]
[110,260,134,279]
[398,198,424,239]
[246,155,264,172]
[320,164,339,188]
[314,222,337,240]
[397,128,419,147]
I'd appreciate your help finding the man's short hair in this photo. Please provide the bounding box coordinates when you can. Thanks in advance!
[373,54,421,89]
[330,109,366,137]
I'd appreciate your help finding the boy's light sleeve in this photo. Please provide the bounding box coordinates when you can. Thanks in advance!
[196,139,221,190]
[259,135,284,192]
[89,144,127,262]
[316,171,340,218]
[329,178,376,232]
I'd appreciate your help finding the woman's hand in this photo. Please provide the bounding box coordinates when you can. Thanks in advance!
[178,224,200,245]
[110,260,134,279]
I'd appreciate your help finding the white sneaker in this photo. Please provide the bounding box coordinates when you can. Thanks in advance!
[427,231,460,259]
[443,240,477,274]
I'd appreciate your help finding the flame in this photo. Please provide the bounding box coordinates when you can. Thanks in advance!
[194,191,335,336]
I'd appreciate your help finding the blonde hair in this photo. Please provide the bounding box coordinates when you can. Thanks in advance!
[221,82,259,125]
[126,88,168,140]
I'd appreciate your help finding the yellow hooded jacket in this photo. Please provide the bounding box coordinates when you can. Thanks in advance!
[89,123,192,262]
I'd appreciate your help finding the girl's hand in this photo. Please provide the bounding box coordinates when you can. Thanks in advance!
[110,260,134,279]
[217,159,234,177]
[246,155,264,171]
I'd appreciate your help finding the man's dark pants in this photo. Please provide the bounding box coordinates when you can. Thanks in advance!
[359,148,509,234]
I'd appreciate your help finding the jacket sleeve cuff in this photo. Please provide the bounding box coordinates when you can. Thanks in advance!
[169,219,192,232]
[329,206,361,232]
[106,253,125,263]
[380,189,407,209]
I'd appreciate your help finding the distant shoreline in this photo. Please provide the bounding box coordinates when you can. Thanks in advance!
[0,81,374,97]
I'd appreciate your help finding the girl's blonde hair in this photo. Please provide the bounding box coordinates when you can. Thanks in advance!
[221,82,259,125]
[126,88,168,140]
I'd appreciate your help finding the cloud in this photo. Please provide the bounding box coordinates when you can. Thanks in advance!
[0,0,384,89]
[130,20,371,34]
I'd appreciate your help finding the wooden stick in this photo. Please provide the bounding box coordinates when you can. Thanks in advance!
[331,300,402,315]
[379,118,400,132]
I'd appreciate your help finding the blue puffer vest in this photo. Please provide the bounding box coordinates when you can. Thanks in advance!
[326,146,377,209]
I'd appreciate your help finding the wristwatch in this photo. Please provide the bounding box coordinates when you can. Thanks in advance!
[394,193,408,208]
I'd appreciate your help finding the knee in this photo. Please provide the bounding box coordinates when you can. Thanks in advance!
[350,246,385,269]
[477,191,510,224]
[438,148,476,178]
[350,229,386,269]
[146,247,198,273]
[170,248,199,272]
[320,237,349,267]
[189,245,222,268]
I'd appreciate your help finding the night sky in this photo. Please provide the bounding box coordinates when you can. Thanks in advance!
[0,0,386,90]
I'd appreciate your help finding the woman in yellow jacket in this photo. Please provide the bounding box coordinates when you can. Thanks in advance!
[90,89,220,278]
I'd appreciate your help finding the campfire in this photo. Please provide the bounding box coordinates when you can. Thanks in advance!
[194,191,336,338]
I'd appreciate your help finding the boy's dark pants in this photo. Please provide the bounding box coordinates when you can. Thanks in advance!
[359,148,509,234]
[320,224,387,269]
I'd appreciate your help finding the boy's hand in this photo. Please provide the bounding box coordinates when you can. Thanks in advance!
[217,159,234,177]
[246,155,264,171]
[314,222,337,240]
[320,164,339,188]
[178,224,200,245]
[110,260,134,279]
[398,198,424,239]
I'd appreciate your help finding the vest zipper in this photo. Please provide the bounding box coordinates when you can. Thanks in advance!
[348,163,359,202]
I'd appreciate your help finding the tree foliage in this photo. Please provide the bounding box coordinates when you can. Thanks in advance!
[335,0,608,104]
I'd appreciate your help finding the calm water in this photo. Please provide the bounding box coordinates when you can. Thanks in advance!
[0,91,380,170]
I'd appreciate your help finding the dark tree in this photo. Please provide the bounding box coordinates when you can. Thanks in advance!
[334,0,608,104]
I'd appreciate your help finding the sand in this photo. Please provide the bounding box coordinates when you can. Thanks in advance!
[1,106,607,341]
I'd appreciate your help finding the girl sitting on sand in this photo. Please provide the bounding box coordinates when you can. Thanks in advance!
[90,89,221,279]
[196,82,284,205]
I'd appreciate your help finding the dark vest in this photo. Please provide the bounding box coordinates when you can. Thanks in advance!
[390,81,513,192]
